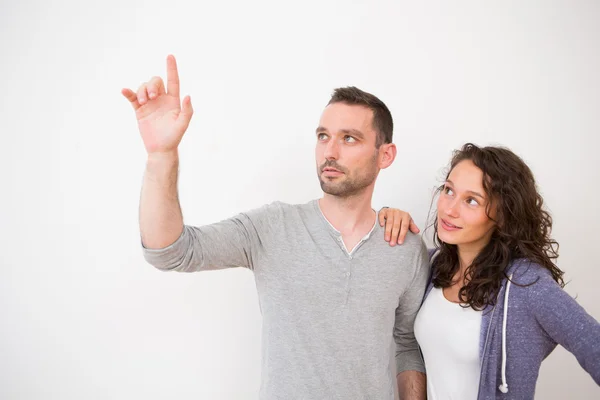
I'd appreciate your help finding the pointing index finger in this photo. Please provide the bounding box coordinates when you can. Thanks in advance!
[166,54,180,97]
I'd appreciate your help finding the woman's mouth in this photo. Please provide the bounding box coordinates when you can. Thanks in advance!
[441,218,462,231]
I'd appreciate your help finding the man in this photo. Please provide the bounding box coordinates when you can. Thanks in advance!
[122,55,429,399]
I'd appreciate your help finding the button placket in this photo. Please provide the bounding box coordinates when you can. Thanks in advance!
[342,267,353,305]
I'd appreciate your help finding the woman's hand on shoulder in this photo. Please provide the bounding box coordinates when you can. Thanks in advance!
[378,207,420,246]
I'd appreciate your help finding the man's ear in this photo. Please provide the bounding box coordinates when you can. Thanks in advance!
[379,143,397,169]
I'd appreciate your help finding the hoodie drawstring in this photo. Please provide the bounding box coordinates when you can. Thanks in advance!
[498,274,513,394]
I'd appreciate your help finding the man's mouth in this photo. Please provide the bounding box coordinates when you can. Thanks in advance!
[323,167,342,173]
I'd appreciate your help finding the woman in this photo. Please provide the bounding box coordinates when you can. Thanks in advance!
[380,143,600,399]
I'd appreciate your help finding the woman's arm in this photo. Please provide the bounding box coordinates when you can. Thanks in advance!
[527,270,600,385]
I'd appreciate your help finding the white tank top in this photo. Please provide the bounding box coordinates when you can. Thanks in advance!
[414,286,482,400]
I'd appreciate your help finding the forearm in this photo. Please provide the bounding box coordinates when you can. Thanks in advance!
[140,151,184,249]
[396,370,426,400]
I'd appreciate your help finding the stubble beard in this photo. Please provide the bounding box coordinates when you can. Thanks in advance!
[317,154,379,198]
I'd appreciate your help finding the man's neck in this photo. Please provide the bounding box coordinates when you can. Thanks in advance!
[318,191,376,237]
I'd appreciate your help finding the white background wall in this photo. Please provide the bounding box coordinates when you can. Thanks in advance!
[1,0,598,398]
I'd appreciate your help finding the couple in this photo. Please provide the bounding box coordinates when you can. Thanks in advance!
[122,55,600,399]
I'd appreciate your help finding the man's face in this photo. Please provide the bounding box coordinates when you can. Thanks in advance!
[315,102,381,197]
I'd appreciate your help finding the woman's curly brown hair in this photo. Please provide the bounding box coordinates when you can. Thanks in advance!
[431,143,565,310]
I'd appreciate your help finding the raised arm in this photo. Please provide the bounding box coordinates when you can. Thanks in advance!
[122,55,193,249]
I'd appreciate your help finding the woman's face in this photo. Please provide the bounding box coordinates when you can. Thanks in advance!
[437,160,496,251]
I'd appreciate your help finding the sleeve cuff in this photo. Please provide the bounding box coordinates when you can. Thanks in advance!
[396,355,426,375]
[141,227,189,270]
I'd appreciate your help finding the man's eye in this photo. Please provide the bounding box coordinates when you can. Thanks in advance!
[344,136,356,143]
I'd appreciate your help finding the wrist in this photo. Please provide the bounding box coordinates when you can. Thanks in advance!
[145,151,180,180]
[147,150,179,165]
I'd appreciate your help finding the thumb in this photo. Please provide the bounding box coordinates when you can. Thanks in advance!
[175,95,194,134]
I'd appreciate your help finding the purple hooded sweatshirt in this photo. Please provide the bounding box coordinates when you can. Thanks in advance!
[423,250,600,399]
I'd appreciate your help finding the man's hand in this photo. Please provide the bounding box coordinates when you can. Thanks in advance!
[121,54,193,156]
[378,207,420,246]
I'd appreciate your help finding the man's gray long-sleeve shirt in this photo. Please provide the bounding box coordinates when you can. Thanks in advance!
[143,200,429,400]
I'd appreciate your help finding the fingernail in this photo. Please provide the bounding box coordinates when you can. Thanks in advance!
[149,91,156,99]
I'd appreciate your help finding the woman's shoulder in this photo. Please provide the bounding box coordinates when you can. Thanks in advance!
[507,258,560,290]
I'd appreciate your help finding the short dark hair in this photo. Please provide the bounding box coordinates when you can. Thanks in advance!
[327,86,393,147]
